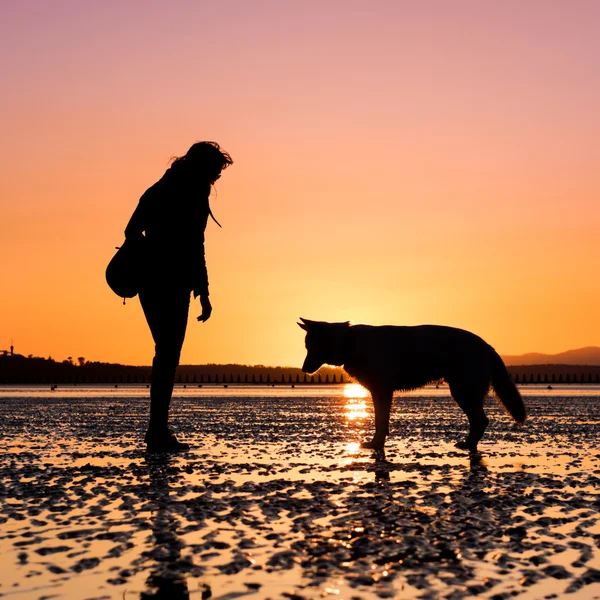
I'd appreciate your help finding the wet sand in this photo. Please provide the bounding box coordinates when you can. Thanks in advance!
[0,389,599,599]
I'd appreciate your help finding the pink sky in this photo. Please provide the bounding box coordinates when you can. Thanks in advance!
[1,1,599,366]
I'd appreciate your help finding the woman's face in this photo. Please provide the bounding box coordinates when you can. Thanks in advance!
[206,163,224,185]
[190,157,224,185]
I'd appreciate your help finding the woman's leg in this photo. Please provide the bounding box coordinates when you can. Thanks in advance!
[139,283,191,444]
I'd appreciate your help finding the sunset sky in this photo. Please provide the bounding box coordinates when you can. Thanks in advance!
[1,1,599,367]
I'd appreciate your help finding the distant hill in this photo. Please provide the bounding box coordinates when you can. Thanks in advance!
[502,347,600,366]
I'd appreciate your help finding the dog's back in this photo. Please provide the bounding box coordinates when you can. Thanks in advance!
[344,324,493,392]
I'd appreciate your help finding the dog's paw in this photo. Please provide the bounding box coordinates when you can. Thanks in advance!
[360,440,384,450]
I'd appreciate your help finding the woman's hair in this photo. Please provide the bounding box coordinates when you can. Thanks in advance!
[171,141,233,179]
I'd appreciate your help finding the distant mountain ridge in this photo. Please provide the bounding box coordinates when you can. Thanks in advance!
[502,346,600,366]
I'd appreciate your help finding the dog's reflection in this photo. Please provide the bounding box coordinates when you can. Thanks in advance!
[353,446,489,483]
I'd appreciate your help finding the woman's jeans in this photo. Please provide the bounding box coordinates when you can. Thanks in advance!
[139,282,191,431]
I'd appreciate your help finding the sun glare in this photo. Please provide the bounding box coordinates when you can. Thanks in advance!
[344,442,361,454]
[343,383,369,398]
[344,399,368,420]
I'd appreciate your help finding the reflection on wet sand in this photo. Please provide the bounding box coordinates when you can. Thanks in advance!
[139,456,190,599]
[0,392,599,598]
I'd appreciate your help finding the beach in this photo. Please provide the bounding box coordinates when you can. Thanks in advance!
[0,385,599,599]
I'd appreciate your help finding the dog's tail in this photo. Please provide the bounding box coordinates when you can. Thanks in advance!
[490,349,526,424]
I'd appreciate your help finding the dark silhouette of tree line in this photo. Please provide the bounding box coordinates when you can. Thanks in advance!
[0,353,348,385]
[1,352,600,386]
[512,371,600,384]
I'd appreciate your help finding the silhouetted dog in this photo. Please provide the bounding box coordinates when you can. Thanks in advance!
[298,318,526,450]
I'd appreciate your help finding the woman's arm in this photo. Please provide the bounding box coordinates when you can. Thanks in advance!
[192,241,209,298]
[194,247,212,322]
[187,185,212,320]
[124,184,160,239]
[192,191,211,298]
[125,199,149,239]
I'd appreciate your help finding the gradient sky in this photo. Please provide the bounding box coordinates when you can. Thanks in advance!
[1,1,599,367]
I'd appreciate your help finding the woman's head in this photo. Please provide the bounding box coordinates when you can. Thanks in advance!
[171,141,233,183]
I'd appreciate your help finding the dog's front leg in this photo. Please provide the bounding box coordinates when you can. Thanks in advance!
[361,390,393,450]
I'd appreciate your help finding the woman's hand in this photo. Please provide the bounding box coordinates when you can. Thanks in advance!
[197,295,212,322]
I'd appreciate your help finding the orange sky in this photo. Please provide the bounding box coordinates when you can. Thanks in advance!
[1,1,599,366]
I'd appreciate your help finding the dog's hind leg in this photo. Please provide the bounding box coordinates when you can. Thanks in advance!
[449,383,489,451]
[455,404,488,450]
[361,389,393,450]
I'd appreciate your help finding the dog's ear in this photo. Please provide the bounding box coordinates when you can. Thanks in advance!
[299,317,317,328]
[297,321,308,331]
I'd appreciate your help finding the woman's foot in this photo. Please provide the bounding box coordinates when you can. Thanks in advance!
[360,439,385,450]
[145,427,190,453]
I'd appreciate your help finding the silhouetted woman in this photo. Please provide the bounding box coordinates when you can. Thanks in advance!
[125,142,233,452]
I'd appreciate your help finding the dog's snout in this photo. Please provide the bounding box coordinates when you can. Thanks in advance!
[302,357,320,374]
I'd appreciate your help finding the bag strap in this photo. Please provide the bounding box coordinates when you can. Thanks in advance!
[208,198,222,228]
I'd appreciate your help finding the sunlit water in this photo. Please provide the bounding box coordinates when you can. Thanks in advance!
[0,385,599,599]
[2,382,599,398]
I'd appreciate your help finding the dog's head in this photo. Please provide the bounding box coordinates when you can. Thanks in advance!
[298,318,351,373]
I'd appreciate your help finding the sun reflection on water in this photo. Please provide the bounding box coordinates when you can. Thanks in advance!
[344,441,361,454]
[344,399,368,421]
[343,383,369,398]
